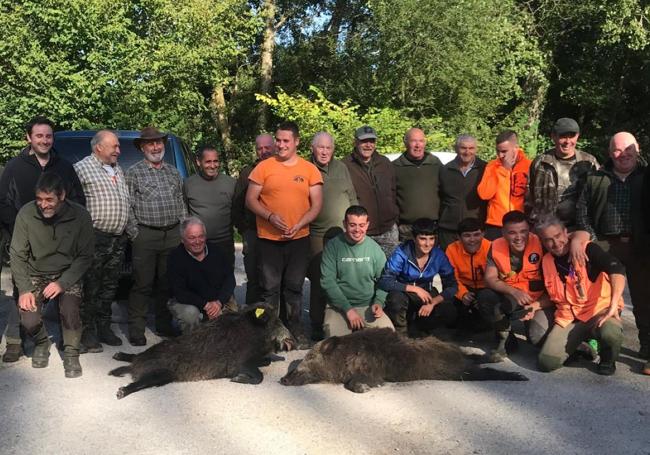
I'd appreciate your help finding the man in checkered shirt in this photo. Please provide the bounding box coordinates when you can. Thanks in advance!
[74,130,131,353]
[125,127,187,346]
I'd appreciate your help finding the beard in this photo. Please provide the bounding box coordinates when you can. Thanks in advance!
[144,149,165,164]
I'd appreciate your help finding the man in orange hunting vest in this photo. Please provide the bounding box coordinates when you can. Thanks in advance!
[536,216,625,375]
[484,210,554,362]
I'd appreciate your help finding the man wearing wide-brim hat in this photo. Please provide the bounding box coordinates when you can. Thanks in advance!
[125,126,187,346]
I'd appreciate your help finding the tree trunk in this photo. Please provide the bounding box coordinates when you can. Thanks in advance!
[257,0,276,132]
[211,84,232,173]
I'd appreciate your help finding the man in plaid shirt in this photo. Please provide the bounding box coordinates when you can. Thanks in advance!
[125,127,187,346]
[74,130,131,353]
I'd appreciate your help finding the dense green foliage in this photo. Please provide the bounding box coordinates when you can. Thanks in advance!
[1,0,649,167]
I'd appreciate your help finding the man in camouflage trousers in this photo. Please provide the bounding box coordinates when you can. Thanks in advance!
[74,130,132,352]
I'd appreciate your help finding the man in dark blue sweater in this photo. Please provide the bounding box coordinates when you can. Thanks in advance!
[167,217,237,334]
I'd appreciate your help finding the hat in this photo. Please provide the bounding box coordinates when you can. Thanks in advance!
[354,125,377,141]
[134,127,168,149]
[552,118,580,136]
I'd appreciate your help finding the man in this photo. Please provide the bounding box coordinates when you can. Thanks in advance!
[483,210,554,362]
[528,118,599,228]
[537,216,625,375]
[378,218,458,336]
[577,131,650,361]
[167,217,236,334]
[0,116,85,363]
[10,173,94,378]
[184,146,236,266]
[343,125,399,257]
[393,128,442,241]
[320,205,394,337]
[306,132,357,340]
[445,217,496,331]
[126,126,187,346]
[74,130,131,353]
[233,134,275,305]
[246,121,323,343]
[477,130,531,240]
[438,134,487,250]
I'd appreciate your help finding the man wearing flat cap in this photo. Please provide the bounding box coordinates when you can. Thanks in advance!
[125,126,187,345]
[343,125,399,257]
[527,118,599,229]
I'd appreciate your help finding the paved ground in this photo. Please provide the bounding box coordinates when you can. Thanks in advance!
[0,245,649,455]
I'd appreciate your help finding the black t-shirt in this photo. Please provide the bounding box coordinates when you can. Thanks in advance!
[554,242,625,283]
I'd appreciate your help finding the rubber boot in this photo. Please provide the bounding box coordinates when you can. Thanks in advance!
[31,325,52,368]
[2,343,23,363]
[80,326,103,354]
[489,331,510,363]
[62,328,83,378]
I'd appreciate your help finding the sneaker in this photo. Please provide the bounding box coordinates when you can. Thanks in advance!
[80,328,103,354]
[576,340,599,361]
[98,324,123,346]
[2,343,23,363]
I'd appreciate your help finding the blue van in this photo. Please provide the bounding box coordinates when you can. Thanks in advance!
[53,130,196,177]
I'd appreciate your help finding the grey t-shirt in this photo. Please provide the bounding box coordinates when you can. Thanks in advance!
[183,173,236,242]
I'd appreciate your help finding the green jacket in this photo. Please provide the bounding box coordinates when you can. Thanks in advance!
[576,161,648,250]
[320,233,387,312]
[310,157,357,237]
[393,152,442,224]
[10,200,94,294]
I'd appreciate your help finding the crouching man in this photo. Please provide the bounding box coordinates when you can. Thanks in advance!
[483,210,554,362]
[537,217,625,375]
[378,218,458,337]
[10,173,94,378]
[167,217,237,334]
[321,205,394,337]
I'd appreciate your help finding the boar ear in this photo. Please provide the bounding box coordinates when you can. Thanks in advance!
[320,336,339,355]
[248,305,272,325]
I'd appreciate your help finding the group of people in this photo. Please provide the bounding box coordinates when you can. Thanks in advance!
[0,115,648,379]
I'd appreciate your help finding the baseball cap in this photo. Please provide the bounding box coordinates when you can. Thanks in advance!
[354,125,377,141]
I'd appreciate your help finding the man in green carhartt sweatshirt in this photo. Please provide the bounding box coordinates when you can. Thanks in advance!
[321,205,395,337]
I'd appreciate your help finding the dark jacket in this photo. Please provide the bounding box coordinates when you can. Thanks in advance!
[378,240,458,301]
[343,151,398,235]
[232,161,258,233]
[438,157,487,231]
[0,147,85,234]
[393,152,442,224]
[576,161,648,250]
[10,200,94,294]
[167,242,236,313]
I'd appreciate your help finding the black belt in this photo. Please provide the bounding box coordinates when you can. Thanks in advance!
[139,223,179,232]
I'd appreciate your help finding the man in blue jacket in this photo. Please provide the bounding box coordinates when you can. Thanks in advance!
[379,218,458,336]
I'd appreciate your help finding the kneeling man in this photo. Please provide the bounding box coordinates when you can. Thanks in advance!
[378,218,458,336]
[167,217,237,334]
[537,216,624,375]
[484,210,554,361]
[11,173,94,378]
[321,205,394,337]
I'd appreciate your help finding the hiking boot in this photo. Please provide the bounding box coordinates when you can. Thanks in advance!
[62,328,83,378]
[31,325,52,369]
[129,335,146,347]
[98,324,122,346]
[597,347,617,376]
[80,327,103,354]
[2,343,23,363]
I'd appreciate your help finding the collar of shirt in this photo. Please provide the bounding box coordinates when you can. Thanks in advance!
[185,246,208,261]
[454,156,476,177]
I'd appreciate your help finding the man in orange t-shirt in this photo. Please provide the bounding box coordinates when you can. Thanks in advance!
[246,121,323,344]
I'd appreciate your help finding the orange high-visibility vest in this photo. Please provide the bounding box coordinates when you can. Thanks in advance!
[491,233,544,300]
[446,238,491,300]
[542,251,623,328]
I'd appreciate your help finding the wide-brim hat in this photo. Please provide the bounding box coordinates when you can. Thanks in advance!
[134,126,168,149]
